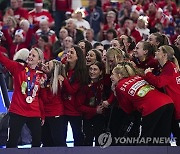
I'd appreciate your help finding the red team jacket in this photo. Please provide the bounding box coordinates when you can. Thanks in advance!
[108,76,173,116]
[144,61,180,119]
[134,56,159,71]
[39,84,64,117]
[0,52,45,119]
[77,80,104,119]
[61,69,81,116]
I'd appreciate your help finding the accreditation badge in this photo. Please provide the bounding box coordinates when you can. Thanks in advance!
[89,97,95,106]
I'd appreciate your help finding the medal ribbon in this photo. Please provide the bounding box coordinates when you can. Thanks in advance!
[25,67,37,97]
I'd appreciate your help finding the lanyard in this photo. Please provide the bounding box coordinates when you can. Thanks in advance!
[25,67,37,96]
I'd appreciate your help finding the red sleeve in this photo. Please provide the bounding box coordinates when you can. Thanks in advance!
[62,78,80,94]
[131,30,142,43]
[38,86,47,103]
[0,52,23,75]
[171,3,178,16]
[144,72,172,88]
[38,78,49,120]
[46,13,54,24]
[0,46,8,55]
[76,88,97,116]
[24,28,33,46]
[144,63,174,88]
[115,87,133,114]
[107,92,115,105]
[2,28,13,46]
[21,8,29,20]
[38,90,45,120]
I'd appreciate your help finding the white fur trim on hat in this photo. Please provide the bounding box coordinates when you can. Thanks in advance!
[35,0,43,7]
[35,3,43,7]
[15,29,25,40]
[13,48,30,61]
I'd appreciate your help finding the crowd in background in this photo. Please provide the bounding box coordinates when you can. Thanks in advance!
[0,0,180,148]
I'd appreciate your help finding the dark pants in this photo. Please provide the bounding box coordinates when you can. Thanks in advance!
[6,112,41,148]
[141,103,174,145]
[41,116,66,147]
[107,106,140,145]
[63,115,84,146]
[83,115,105,146]
[172,117,180,146]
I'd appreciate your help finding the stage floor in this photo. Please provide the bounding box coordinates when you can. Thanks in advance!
[0,146,180,154]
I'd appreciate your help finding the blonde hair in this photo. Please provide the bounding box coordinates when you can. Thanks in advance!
[6,16,17,28]
[31,47,44,61]
[161,45,180,71]
[50,60,66,95]
[113,61,142,78]
[106,47,126,74]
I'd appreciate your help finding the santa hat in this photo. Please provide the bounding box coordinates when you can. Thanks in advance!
[35,0,43,7]
[157,8,163,13]
[74,7,87,18]
[15,29,25,40]
[132,5,144,15]
[138,15,149,26]
[13,48,30,62]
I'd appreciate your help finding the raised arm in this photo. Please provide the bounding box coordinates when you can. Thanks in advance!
[0,51,22,75]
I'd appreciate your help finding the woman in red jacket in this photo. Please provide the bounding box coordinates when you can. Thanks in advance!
[133,41,160,75]
[103,62,174,145]
[77,61,105,146]
[58,45,88,146]
[40,59,66,146]
[144,45,180,145]
[0,47,45,148]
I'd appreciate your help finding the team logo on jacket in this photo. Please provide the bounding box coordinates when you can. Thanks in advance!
[128,89,136,96]
[128,80,147,96]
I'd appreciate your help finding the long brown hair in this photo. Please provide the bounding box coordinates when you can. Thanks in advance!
[66,45,89,85]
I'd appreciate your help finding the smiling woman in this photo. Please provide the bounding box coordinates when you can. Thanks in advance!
[103,62,174,145]
[0,47,45,148]
[86,49,102,66]
[40,59,66,147]
[60,45,88,146]
[144,45,180,145]
[76,61,105,146]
